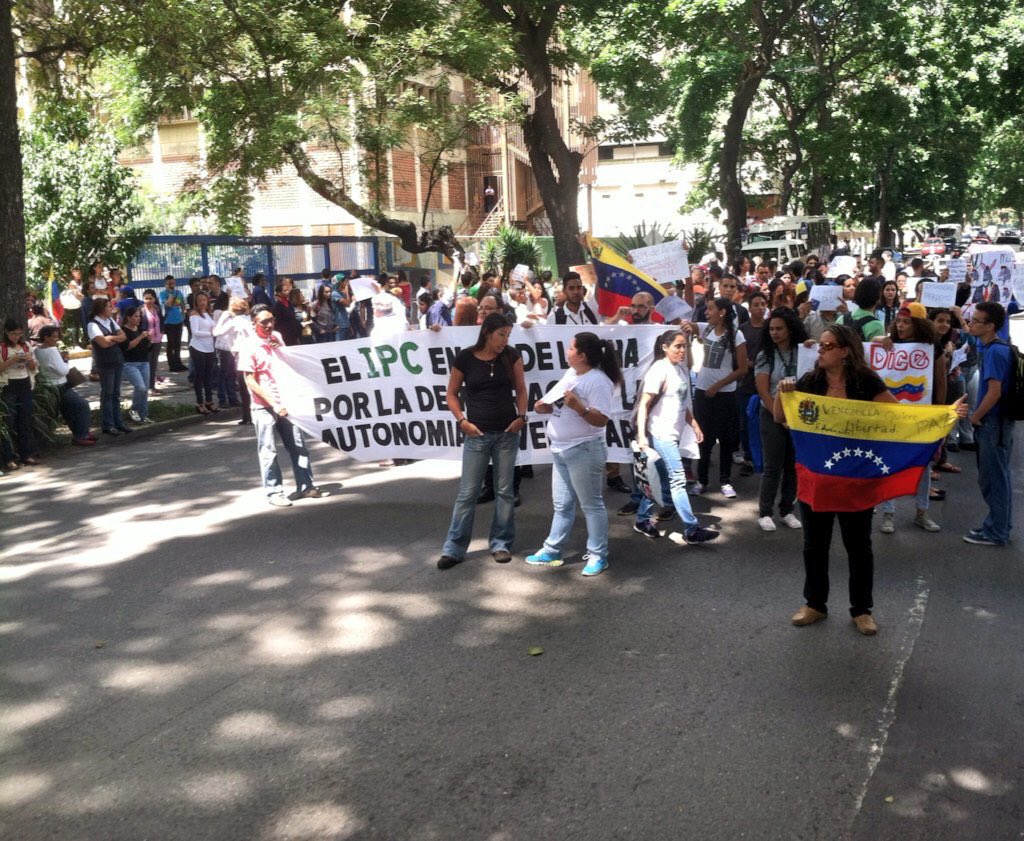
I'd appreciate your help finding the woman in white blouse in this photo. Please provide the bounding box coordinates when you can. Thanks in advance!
[34,325,95,446]
[189,292,218,414]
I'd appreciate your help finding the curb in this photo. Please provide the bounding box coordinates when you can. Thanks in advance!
[99,405,245,444]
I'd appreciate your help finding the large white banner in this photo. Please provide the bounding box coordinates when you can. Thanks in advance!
[272,325,663,464]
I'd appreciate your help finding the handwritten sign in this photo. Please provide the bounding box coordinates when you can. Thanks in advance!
[826,255,858,278]
[628,241,690,283]
[946,258,967,283]
[1013,264,1024,304]
[919,282,957,308]
[655,295,693,323]
[809,284,845,311]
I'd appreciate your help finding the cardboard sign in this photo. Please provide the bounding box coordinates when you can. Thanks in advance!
[628,241,690,283]
[918,282,957,308]
[946,258,967,284]
[809,284,845,312]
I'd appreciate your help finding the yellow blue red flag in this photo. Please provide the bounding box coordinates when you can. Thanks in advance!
[585,234,665,318]
[781,391,957,512]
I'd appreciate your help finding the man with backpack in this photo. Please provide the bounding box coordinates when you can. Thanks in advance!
[842,278,885,342]
[964,301,1017,546]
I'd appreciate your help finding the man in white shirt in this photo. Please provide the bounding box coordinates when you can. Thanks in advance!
[547,271,598,325]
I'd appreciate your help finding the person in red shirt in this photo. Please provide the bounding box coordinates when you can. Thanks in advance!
[241,305,320,507]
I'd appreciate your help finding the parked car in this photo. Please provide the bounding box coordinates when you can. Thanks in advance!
[972,234,991,245]
[921,237,946,256]
[994,235,1022,252]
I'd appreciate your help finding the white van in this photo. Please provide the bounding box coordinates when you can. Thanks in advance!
[740,238,807,266]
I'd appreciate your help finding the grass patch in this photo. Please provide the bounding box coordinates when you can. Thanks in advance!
[88,400,201,427]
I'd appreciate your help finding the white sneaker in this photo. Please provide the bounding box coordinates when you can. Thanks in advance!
[758,516,777,532]
[128,410,142,423]
[268,493,292,508]
[732,451,746,465]
[721,483,737,499]
[781,513,802,529]
[690,482,705,495]
[880,512,895,534]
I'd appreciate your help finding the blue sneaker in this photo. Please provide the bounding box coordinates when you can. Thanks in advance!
[581,554,608,576]
[525,550,563,567]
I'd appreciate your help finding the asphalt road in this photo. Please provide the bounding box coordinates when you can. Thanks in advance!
[1,419,1021,841]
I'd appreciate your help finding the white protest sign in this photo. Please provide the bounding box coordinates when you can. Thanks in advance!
[1013,264,1024,304]
[796,342,934,404]
[655,295,693,323]
[919,282,957,308]
[350,275,380,302]
[946,258,967,283]
[226,277,248,299]
[271,325,662,465]
[465,252,480,267]
[628,241,690,283]
[949,345,968,371]
[826,255,858,278]
[510,264,531,284]
[809,284,845,312]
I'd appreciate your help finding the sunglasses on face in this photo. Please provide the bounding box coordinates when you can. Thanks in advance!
[817,341,840,352]
[257,318,275,326]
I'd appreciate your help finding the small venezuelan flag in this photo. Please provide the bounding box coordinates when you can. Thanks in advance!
[585,234,666,318]
[781,391,957,512]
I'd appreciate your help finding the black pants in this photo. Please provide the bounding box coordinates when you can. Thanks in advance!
[147,341,162,388]
[799,502,874,617]
[1,379,36,463]
[237,371,252,423]
[165,323,184,370]
[693,388,738,486]
[758,407,797,517]
[192,349,215,403]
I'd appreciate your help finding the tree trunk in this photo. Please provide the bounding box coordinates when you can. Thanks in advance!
[876,170,892,250]
[0,0,26,326]
[719,71,762,261]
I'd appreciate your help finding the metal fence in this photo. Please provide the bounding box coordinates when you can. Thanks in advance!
[127,235,380,290]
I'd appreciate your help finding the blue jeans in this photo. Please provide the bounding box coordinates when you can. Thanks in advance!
[975,414,1014,544]
[441,431,518,560]
[217,349,239,404]
[123,361,150,419]
[637,438,698,529]
[880,467,930,514]
[59,383,92,439]
[253,406,314,496]
[98,364,124,430]
[542,437,609,561]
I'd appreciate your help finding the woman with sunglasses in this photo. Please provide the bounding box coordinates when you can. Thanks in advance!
[775,324,897,636]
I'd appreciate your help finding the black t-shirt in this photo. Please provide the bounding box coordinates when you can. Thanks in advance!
[738,322,765,394]
[454,347,518,433]
[796,369,887,402]
[122,326,152,362]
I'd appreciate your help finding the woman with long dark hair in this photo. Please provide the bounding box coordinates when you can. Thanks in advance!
[189,291,218,414]
[775,325,897,635]
[87,297,130,435]
[311,284,337,343]
[755,307,808,531]
[438,313,528,570]
[632,329,719,544]
[1,318,40,469]
[527,332,622,576]
[690,297,749,497]
[875,280,901,329]
[876,302,948,534]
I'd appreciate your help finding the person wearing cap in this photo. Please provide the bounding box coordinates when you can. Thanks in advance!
[876,301,949,534]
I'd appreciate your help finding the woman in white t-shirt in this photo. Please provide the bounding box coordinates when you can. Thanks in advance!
[527,332,621,576]
[189,292,218,414]
[632,330,720,544]
[689,296,748,498]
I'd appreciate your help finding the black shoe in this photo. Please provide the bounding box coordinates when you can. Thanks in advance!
[476,491,495,504]
[683,526,720,544]
[514,495,521,508]
[946,442,960,453]
[633,521,661,539]
[607,476,630,493]
[437,555,462,570]
[102,428,122,436]
[116,426,133,433]
[617,501,639,516]
[959,442,977,452]
[654,507,677,523]
[739,461,754,476]
[520,465,534,479]
[238,419,253,426]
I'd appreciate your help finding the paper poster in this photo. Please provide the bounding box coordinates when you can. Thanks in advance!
[510,264,531,284]
[946,258,967,284]
[628,241,690,283]
[797,343,817,378]
[655,295,693,323]
[968,245,1015,304]
[949,345,968,371]
[826,255,858,278]
[350,275,380,302]
[226,277,247,299]
[809,284,845,312]
[918,282,957,308]
[1013,264,1024,304]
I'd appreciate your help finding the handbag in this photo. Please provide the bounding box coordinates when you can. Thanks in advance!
[65,366,87,388]
[631,441,664,503]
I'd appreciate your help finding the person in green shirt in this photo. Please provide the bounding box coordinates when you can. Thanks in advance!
[842,278,885,341]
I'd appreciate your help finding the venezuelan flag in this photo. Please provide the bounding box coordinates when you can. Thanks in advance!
[884,375,927,402]
[781,391,957,512]
[45,268,64,321]
[585,234,666,318]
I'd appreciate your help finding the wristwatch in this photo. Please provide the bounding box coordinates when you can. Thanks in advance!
[517,414,528,422]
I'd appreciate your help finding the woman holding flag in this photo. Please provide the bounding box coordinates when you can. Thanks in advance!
[775,325,896,636]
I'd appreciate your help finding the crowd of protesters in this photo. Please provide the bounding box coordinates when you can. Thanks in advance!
[2,250,1017,635]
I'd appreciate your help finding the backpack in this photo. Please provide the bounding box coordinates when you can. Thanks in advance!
[841,312,878,342]
[994,339,1024,421]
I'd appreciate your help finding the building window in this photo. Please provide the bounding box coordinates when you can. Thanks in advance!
[597,146,614,161]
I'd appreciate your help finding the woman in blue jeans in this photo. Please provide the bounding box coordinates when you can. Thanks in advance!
[120,307,152,423]
[438,313,527,569]
[526,332,622,577]
[632,330,719,544]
